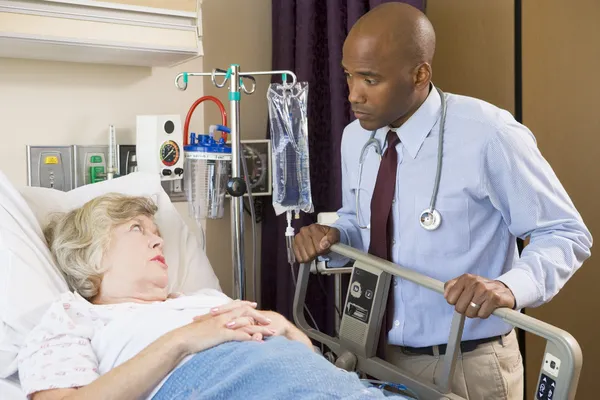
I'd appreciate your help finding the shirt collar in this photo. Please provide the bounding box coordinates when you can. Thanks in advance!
[390,83,442,159]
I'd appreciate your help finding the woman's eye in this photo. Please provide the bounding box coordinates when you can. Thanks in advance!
[131,224,142,232]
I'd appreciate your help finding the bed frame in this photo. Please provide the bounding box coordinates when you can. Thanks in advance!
[293,243,581,400]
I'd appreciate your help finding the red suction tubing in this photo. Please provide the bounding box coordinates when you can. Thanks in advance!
[183,96,227,145]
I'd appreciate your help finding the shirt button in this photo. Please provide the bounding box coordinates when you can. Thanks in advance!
[392,199,396,204]
[394,320,400,327]
[392,240,396,245]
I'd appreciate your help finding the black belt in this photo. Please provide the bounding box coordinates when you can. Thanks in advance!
[400,334,505,356]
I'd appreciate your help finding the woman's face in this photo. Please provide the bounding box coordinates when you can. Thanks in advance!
[95,214,169,304]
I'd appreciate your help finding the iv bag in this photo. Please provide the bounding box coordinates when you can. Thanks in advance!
[267,81,314,216]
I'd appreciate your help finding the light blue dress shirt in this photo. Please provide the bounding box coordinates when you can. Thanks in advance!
[329,85,592,347]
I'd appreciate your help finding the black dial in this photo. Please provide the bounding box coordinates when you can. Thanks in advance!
[160,140,180,167]
[242,145,267,190]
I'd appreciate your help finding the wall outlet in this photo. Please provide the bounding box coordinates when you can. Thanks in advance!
[27,145,74,191]
[73,145,109,187]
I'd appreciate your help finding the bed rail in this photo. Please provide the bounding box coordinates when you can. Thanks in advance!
[293,243,581,400]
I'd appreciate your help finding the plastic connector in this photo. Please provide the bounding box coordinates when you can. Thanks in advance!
[285,210,295,264]
[208,125,217,140]
[209,124,231,142]
[285,210,295,236]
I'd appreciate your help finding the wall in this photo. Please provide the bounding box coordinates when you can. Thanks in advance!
[0,57,210,291]
[426,0,515,113]
[0,48,207,246]
[0,60,203,185]
[522,1,600,399]
[0,0,272,300]
[429,1,599,399]
[200,0,272,302]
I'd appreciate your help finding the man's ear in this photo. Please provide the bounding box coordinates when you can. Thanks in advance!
[414,63,432,89]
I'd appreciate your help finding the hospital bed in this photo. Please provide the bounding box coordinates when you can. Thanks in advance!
[0,173,581,400]
[293,242,582,400]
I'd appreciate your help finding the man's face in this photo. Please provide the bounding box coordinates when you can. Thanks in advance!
[342,34,418,131]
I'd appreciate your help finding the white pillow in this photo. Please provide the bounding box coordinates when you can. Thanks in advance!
[0,171,220,378]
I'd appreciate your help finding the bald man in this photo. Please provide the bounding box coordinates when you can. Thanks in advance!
[293,3,592,400]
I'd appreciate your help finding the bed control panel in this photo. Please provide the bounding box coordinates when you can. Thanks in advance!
[536,352,562,400]
[345,269,377,322]
[537,373,556,400]
[339,261,391,358]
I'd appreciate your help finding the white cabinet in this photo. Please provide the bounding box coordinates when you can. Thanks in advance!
[0,0,203,67]
[101,1,197,13]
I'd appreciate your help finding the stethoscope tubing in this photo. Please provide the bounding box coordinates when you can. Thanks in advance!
[356,87,447,231]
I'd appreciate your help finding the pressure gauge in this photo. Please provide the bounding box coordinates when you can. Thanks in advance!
[227,139,272,197]
[160,140,180,167]
[243,145,268,191]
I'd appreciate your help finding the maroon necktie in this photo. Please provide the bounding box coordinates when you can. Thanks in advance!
[368,130,400,357]
[368,130,399,259]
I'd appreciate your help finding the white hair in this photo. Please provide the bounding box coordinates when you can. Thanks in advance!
[43,193,158,300]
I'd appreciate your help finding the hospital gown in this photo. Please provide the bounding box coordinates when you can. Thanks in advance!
[17,290,406,399]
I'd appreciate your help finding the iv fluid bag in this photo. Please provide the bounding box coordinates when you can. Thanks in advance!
[267,81,314,216]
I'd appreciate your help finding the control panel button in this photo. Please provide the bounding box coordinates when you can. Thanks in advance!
[162,169,172,176]
[350,282,362,298]
[174,167,184,176]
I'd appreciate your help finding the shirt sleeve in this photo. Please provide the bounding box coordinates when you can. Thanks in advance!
[328,127,365,266]
[17,297,100,397]
[481,119,592,309]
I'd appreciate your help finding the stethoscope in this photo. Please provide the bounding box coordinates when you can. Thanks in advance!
[356,87,447,231]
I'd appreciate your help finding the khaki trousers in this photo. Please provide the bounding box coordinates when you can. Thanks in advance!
[385,330,524,400]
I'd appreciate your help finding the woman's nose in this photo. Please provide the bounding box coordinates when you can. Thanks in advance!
[149,234,164,249]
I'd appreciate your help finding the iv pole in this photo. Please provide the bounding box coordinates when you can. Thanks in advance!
[174,65,298,301]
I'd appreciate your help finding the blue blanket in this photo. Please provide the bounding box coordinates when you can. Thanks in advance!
[152,336,408,399]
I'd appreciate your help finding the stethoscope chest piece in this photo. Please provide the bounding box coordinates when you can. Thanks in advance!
[419,208,441,231]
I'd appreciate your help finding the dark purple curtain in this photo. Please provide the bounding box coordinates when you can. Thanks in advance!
[261,0,426,334]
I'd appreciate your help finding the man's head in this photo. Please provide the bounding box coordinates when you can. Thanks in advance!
[342,2,436,131]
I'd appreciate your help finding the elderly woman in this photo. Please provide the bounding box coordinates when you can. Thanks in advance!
[17,193,401,400]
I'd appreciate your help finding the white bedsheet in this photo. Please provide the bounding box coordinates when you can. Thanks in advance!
[0,375,25,400]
